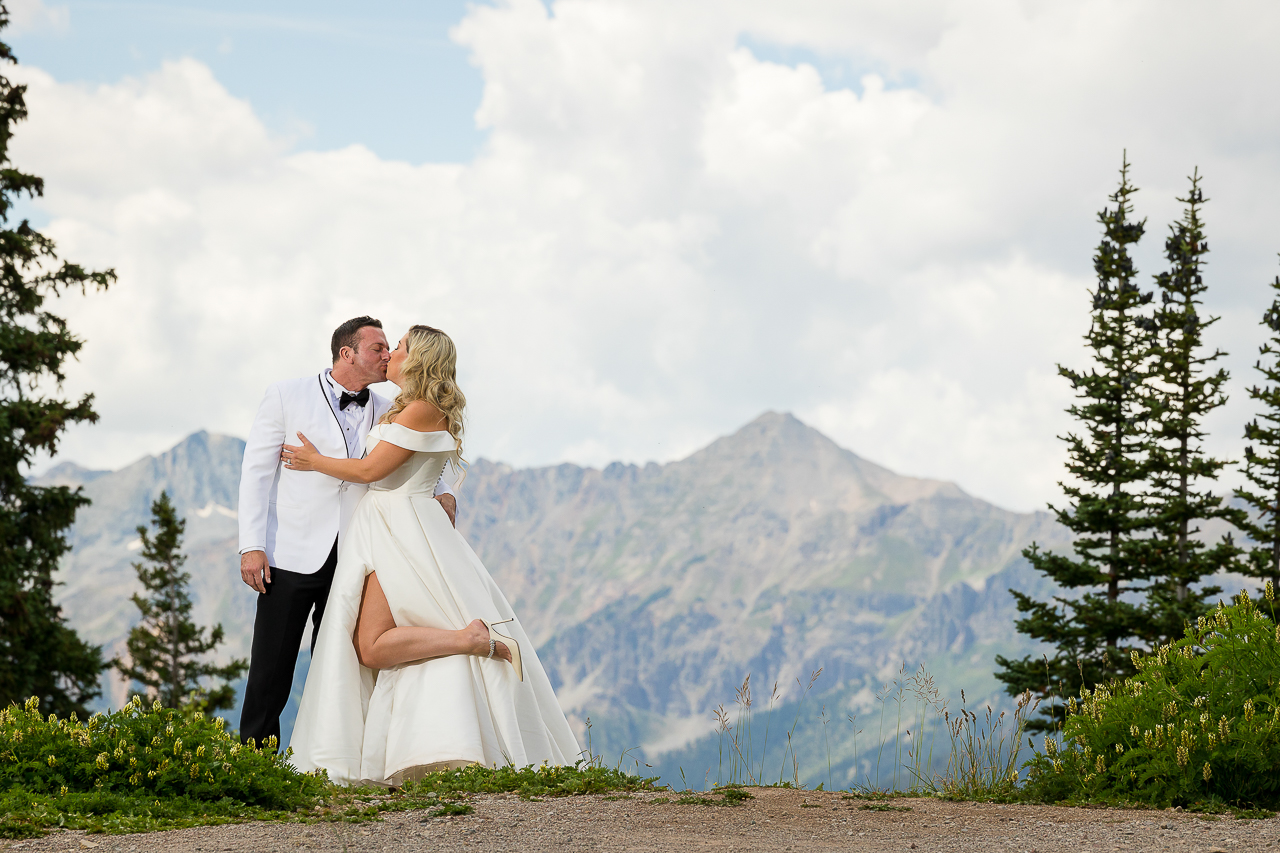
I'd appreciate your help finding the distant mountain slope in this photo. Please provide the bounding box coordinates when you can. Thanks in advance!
[49,413,1069,783]
[455,412,1068,766]
[41,431,249,708]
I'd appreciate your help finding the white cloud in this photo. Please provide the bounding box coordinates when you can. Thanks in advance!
[12,0,1280,512]
[5,0,68,36]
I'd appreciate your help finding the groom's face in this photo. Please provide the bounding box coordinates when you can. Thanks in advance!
[352,326,392,386]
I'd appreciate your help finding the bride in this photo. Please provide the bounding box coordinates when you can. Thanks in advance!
[282,325,580,785]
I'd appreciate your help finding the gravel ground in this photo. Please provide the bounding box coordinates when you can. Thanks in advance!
[3,788,1279,852]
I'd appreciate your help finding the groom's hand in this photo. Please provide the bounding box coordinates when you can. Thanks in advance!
[435,494,457,526]
[241,550,271,593]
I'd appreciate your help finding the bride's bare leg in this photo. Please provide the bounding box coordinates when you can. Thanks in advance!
[353,572,512,669]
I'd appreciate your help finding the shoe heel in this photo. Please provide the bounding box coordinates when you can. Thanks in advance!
[482,619,524,682]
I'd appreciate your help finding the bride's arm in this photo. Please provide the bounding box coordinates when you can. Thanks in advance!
[283,400,450,484]
[282,434,413,484]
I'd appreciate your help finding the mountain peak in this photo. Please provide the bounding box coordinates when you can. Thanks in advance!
[686,411,966,509]
[31,461,111,489]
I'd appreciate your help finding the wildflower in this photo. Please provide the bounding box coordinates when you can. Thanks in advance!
[1095,755,1105,773]
[1219,716,1230,741]
[1204,762,1212,781]
[153,700,163,712]
[1130,724,1140,738]
[1115,743,1125,754]
[130,773,141,786]
[1208,733,1217,747]
[1045,737,1058,757]
[95,753,108,769]
[1176,745,1189,767]
[173,738,183,756]
[59,785,68,797]
[1245,700,1256,722]
[196,745,205,758]
[1268,579,1275,602]
[165,725,174,737]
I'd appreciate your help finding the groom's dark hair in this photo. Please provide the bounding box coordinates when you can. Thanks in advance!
[331,316,383,362]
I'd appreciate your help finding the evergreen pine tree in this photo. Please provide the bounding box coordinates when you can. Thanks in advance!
[1145,169,1243,638]
[995,157,1163,730]
[114,492,248,712]
[0,8,114,716]
[1236,260,1280,603]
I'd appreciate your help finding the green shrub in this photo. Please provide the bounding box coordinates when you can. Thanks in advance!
[1023,590,1280,808]
[398,761,661,800]
[0,695,324,811]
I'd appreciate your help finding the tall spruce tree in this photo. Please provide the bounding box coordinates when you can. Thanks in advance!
[995,157,1163,730]
[0,7,113,716]
[1145,170,1243,638]
[1236,260,1280,603]
[114,492,248,712]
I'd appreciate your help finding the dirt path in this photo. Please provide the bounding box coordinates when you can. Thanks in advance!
[4,788,1277,852]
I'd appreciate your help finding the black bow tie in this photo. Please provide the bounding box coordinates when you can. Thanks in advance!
[339,388,370,410]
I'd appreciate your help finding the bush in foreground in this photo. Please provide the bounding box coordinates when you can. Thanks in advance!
[0,694,323,836]
[1023,590,1280,809]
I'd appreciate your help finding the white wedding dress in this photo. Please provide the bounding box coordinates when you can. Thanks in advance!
[288,422,580,786]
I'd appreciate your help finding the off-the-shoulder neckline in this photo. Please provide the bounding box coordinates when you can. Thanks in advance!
[378,422,451,436]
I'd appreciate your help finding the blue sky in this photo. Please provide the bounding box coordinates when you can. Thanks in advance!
[10,0,487,162]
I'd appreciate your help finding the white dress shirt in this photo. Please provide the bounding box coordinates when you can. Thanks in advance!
[324,369,374,460]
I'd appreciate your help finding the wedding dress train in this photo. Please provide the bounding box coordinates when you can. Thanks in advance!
[288,423,580,785]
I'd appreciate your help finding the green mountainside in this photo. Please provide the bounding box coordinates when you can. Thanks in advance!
[45,412,1069,786]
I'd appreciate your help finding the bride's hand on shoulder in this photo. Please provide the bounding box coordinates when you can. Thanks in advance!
[282,432,323,471]
[393,399,449,432]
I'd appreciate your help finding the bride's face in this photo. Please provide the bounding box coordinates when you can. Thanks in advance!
[387,333,410,386]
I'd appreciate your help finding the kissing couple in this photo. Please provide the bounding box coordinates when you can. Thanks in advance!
[236,317,579,785]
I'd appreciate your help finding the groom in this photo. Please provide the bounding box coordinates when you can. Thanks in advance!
[236,316,457,747]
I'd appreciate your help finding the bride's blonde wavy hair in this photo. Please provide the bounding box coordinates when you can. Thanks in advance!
[382,325,467,477]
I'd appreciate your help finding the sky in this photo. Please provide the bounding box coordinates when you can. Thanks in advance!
[6,0,1280,513]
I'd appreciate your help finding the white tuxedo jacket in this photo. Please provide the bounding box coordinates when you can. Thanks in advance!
[238,372,403,574]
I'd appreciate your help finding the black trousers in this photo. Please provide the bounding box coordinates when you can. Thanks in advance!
[238,538,338,747]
